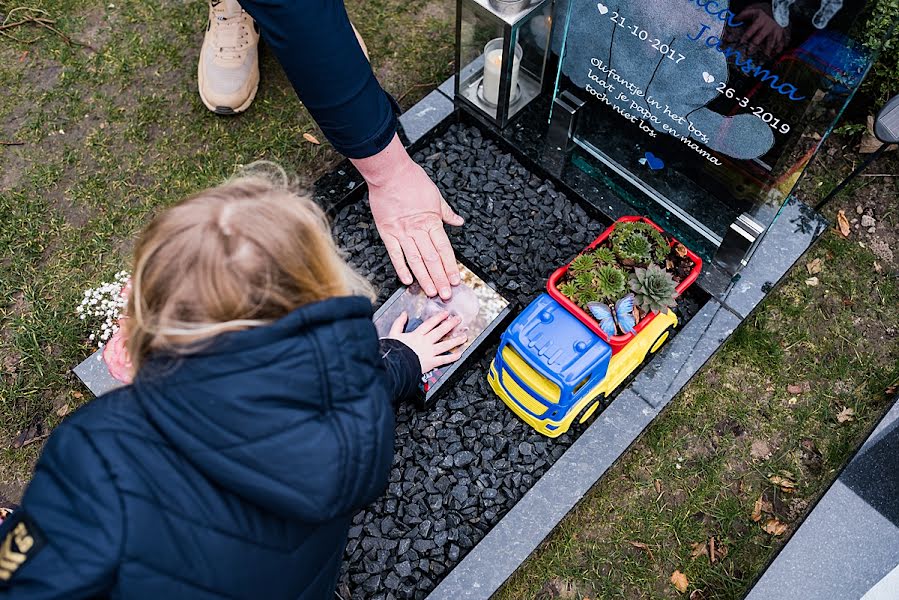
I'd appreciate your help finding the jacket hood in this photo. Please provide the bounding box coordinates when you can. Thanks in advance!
[133,295,396,523]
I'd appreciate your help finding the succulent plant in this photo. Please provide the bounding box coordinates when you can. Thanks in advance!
[614,232,653,265]
[594,264,627,301]
[569,253,597,275]
[629,264,678,314]
[558,281,579,300]
[592,247,615,265]
[574,270,595,290]
[611,222,670,263]
[574,287,600,307]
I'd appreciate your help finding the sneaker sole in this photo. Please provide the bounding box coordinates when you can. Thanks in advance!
[197,56,259,115]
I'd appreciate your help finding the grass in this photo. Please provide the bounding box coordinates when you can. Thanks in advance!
[496,167,899,597]
[2,0,899,596]
[0,0,454,497]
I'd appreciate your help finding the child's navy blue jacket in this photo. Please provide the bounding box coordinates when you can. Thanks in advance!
[0,296,420,599]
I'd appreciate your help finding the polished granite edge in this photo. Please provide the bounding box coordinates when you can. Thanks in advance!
[399,89,456,146]
[716,198,828,320]
[428,298,741,600]
[746,398,899,600]
[630,299,742,408]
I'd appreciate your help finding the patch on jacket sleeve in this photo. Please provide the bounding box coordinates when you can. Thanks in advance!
[0,511,46,585]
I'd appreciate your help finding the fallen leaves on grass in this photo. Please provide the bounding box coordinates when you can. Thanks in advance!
[836,210,851,237]
[751,495,769,522]
[690,537,728,563]
[56,403,70,417]
[671,570,689,593]
[654,478,662,495]
[836,407,855,423]
[787,381,811,395]
[806,258,823,275]
[12,423,47,449]
[303,133,321,145]
[769,471,797,493]
[627,540,654,560]
[805,276,819,287]
[762,518,788,536]
[72,390,83,399]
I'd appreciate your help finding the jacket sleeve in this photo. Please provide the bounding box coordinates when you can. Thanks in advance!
[236,0,399,159]
[378,338,422,405]
[0,424,123,599]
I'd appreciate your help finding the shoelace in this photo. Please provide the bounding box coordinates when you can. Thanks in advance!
[212,11,251,61]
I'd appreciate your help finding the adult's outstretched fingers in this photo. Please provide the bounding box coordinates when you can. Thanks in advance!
[400,236,436,297]
[383,234,414,286]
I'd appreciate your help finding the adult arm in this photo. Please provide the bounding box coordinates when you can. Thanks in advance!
[236,0,463,298]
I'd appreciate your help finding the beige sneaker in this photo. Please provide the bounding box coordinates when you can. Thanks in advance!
[198,0,260,115]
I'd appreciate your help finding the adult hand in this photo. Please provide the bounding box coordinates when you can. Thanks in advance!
[386,311,467,373]
[351,134,464,300]
[734,5,790,57]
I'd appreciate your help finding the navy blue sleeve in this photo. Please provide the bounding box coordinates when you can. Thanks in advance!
[0,425,123,598]
[378,338,422,405]
[237,0,399,159]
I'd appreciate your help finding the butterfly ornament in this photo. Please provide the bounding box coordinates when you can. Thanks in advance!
[587,294,637,338]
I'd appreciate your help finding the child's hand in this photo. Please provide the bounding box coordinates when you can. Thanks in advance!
[386,310,467,373]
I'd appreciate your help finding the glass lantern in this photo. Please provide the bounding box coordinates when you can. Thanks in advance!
[455,0,554,129]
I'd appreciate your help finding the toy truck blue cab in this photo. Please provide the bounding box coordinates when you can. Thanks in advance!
[489,293,676,437]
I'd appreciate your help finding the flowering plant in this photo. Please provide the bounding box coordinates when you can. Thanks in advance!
[76,271,134,383]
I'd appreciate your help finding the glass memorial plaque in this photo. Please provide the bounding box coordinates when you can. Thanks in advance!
[549,0,881,265]
[373,264,512,404]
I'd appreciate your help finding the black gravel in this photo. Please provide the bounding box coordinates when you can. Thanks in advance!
[330,123,700,599]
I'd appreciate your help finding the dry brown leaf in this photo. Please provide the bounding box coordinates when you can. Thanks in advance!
[666,259,675,270]
[751,495,764,522]
[675,244,688,258]
[769,473,797,493]
[787,381,811,395]
[715,542,728,561]
[303,133,321,145]
[806,258,823,275]
[836,210,850,237]
[763,518,788,536]
[874,261,883,273]
[709,537,717,564]
[671,570,689,593]
[56,404,70,418]
[690,541,707,559]
[837,407,855,423]
[654,479,662,495]
[72,390,83,399]
[627,540,654,560]
[805,276,819,287]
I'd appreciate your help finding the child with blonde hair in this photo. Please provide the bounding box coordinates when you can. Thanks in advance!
[0,175,465,598]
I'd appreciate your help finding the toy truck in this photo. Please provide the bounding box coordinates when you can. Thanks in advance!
[488,216,701,438]
[488,293,676,437]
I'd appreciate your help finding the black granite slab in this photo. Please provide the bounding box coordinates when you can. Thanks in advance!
[746,397,899,600]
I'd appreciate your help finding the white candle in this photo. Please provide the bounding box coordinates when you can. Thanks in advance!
[482,43,521,107]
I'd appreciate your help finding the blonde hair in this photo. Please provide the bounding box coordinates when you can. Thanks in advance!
[126,165,374,370]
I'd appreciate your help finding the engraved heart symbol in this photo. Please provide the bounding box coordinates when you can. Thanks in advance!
[702,72,715,84]
[597,2,609,15]
[642,152,665,171]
